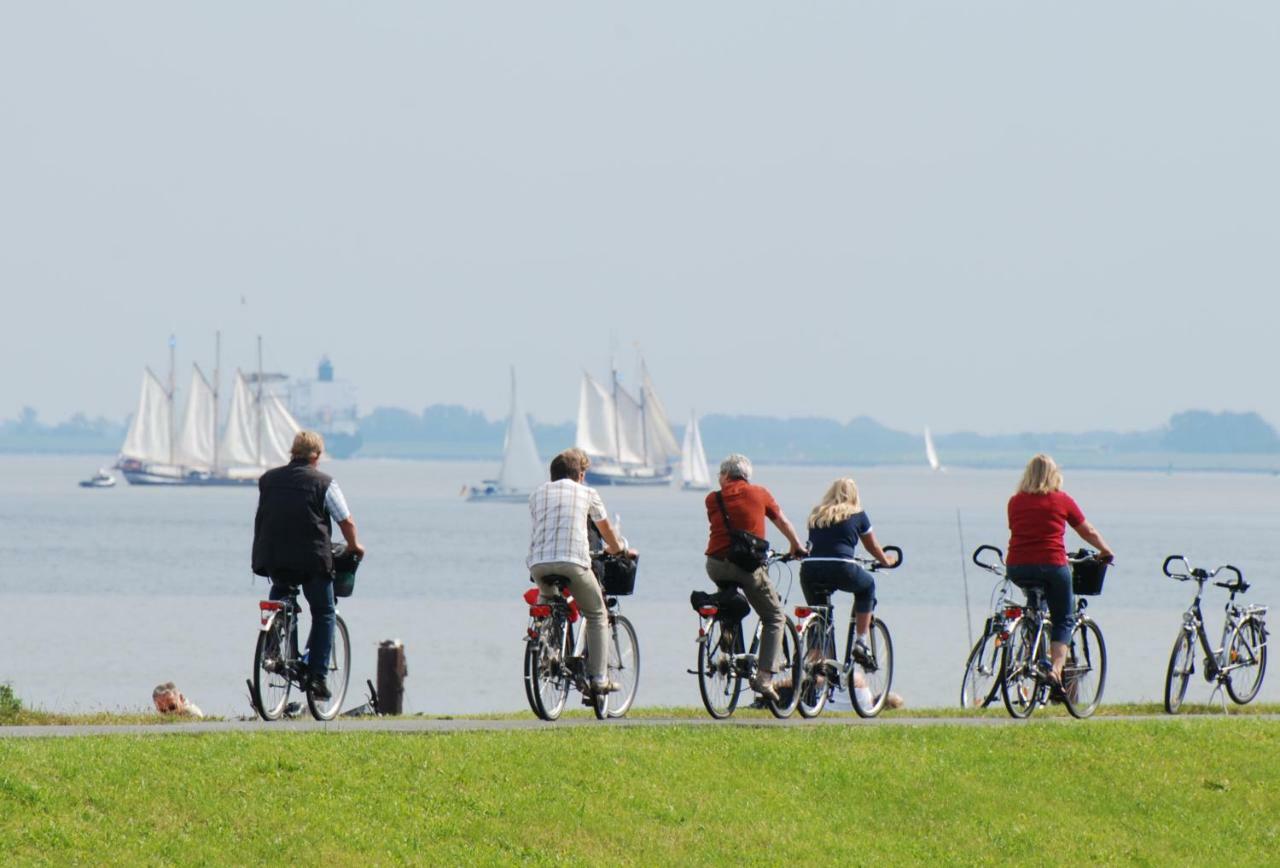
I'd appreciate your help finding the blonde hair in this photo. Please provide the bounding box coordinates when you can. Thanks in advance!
[808,477,864,529]
[1018,453,1063,495]
[291,431,325,460]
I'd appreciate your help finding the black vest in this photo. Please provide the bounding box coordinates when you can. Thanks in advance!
[252,460,334,578]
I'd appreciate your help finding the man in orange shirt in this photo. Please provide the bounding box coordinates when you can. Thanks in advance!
[703,453,806,701]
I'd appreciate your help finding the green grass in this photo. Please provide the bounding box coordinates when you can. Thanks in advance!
[1,719,1277,864]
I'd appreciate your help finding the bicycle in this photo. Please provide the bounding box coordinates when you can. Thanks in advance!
[960,547,1025,709]
[1162,555,1269,714]
[252,584,351,721]
[690,550,804,720]
[794,546,904,719]
[522,563,640,721]
[979,546,1109,720]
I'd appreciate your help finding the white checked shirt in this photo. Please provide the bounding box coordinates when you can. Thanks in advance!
[527,479,608,569]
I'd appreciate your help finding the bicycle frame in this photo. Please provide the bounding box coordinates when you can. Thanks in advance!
[1177,580,1268,681]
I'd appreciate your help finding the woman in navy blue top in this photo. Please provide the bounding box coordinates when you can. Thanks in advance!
[800,477,898,659]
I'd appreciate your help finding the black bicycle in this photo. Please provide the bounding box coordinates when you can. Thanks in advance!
[690,550,803,720]
[977,546,1109,720]
[794,546,904,719]
[1162,555,1268,713]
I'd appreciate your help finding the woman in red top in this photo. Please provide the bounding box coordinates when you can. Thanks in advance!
[1006,454,1114,689]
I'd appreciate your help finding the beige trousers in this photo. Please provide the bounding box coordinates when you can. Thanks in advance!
[705,556,785,674]
[531,561,609,681]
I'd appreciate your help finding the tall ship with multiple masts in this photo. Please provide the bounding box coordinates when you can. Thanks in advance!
[117,335,301,486]
[575,358,680,486]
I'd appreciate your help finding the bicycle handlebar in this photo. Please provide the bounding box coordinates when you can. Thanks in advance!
[973,545,1005,572]
[1163,555,1248,592]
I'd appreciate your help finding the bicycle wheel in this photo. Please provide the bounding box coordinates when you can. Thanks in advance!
[850,618,894,718]
[1225,616,1268,704]
[766,619,803,719]
[1163,629,1195,714]
[1000,618,1043,719]
[596,614,639,719]
[307,615,351,721]
[252,612,292,721]
[797,619,833,719]
[698,619,743,719]
[526,616,571,721]
[960,630,1001,710]
[1062,617,1107,719]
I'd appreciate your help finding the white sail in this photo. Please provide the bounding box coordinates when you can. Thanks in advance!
[682,412,712,488]
[497,369,545,492]
[641,370,681,466]
[174,365,216,470]
[613,380,648,466]
[218,372,260,468]
[925,426,942,472]
[260,392,301,468]
[575,373,618,459]
[120,369,172,465]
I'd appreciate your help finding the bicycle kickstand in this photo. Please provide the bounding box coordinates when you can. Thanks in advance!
[1207,682,1229,715]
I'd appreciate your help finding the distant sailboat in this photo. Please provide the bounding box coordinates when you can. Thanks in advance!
[924,426,945,473]
[576,358,680,486]
[681,412,712,491]
[468,369,544,503]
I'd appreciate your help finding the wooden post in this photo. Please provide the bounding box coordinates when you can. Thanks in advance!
[376,640,406,715]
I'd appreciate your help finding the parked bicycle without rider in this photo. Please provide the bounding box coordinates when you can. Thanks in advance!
[1006,454,1113,693]
[251,431,365,701]
[703,453,807,702]
[800,477,899,665]
[527,448,636,697]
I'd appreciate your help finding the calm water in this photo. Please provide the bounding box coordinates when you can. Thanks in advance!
[2,454,1278,716]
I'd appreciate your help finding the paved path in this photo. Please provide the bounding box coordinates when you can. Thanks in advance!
[3,712,1275,739]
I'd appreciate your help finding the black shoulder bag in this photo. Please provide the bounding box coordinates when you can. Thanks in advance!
[715,490,770,572]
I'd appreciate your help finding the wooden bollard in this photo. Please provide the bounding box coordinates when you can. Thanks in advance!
[377,640,407,715]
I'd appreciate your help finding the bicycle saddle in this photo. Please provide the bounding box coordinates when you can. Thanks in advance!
[690,588,751,623]
[538,575,572,590]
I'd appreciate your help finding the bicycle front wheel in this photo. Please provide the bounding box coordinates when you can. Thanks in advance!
[960,630,1001,710]
[797,619,833,719]
[850,618,894,718]
[306,615,351,721]
[598,614,640,719]
[1062,617,1107,719]
[1164,629,1195,714]
[1000,618,1042,719]
[252,613,292,721]
[1225,616,1268,704]
[766,618,803,719]
[698,619,743,719]
[527,617,570,721]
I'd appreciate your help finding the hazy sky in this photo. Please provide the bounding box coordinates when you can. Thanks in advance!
[2,2,1277,435]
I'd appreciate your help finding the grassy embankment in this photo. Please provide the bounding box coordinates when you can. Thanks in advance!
[1,716,1278,863]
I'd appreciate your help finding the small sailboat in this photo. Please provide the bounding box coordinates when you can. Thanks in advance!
[924,426,945,473]
[468,369,544,503]
[681,412,712,491]
[79,468,116,488]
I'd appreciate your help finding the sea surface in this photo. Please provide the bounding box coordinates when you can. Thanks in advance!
[2,455,1278,717]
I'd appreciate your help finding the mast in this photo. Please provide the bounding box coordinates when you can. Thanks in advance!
[168,334,176,465]
[212,331,221,474]
[611,362,622,466]
[256,335,264,466]
[637,350,649,466]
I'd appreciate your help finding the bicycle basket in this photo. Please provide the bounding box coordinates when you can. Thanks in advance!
[1071,559,1107,596]
[332,548,362,598]
[593,553,638,596]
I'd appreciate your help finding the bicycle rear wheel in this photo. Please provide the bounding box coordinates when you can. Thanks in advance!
[526,616,570,721]
[698,619,743,719]
[596,614,639,719]
[1000,618,1043,719]
[766,619,802,719]
[797,619,833,719]
[1163,629,1195,714]
[960,630,1001,710]
[850,618,894,718]
[306,615,351,721]
[1225,616,1268,704]
[252,613,292,721]
[1062,617,1106,719]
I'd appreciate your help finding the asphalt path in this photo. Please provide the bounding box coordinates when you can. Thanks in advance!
[3,712,1275,739]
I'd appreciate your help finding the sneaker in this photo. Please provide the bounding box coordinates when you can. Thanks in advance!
[749,674,780,703]
[852,639,875,670]
[305,673,332,701]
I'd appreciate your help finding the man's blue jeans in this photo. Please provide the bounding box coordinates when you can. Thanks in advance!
[270,572,335,678]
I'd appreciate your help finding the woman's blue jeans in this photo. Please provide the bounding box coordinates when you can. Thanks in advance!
[1007,564,1075,645]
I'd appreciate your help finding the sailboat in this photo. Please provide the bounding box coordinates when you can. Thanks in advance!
[575,359,680,486]
[681,412,712,491]
[924,426,945,473]
[467,369,544,503]
[117,336,301,486]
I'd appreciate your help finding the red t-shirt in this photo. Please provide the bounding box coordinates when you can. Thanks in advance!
[1006,491,1085,567]
[705,479,781,558]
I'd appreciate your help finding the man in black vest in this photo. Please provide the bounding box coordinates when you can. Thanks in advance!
[252,431,364,699]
